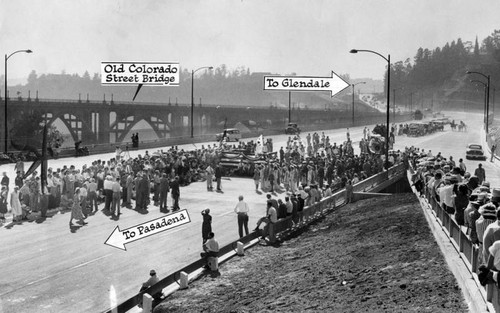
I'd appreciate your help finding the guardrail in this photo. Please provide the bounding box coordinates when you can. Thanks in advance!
[418,172,499,312]
[103,162,407,313]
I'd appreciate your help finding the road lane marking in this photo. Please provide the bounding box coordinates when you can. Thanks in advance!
[0,253,113,297]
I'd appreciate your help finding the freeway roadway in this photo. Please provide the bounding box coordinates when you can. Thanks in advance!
[0,111,497,313]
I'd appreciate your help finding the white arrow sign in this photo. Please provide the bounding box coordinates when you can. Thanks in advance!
[104,210,191,251]
[263,71,349,97]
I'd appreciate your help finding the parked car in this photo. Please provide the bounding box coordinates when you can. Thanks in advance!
[408,122,426,137]
[465,143,486,160]
[285,123,301,134]
[215,128,241,142]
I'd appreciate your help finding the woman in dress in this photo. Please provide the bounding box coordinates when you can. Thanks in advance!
[253,166,261,191]
[0,186,7,222]
[10,186,23,222]
[201,209,212,244]
[69,187,87,226]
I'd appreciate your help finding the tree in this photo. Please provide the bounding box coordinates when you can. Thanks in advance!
[10,110,63,150]
[474,36,480,57]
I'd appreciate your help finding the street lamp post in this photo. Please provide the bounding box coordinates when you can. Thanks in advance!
[288,91,292,122]
[190,66,213,138]
[467,70,490,133]
[351,82,366,125]
[350,49,391,169]
[4,49,33,153]
[470,79,487,125]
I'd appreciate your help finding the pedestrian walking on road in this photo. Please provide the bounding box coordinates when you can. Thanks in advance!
[205,164,214,191]
[201,209,212,244]
[474,163,486,185]
[491,143,497,162]
[69,188,87,226]
[170,176,180,211]
[111,177,121,219]
[215,164,223,191]
[234,195,250,238]
[253,166,261,191]
[159,173,170,213]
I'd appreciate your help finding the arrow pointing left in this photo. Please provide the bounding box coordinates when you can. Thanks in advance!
[104,209,191,251]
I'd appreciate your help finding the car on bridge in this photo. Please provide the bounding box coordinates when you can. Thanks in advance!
[285,123,301,135]
[465,143,486,160]
[215,128,241,142]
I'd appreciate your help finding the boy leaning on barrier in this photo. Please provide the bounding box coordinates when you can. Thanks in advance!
[201,232,220,269]
[138,269,162,308]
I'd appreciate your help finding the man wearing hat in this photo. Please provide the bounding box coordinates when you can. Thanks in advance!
[483,189,500,262]
[139,269,162,306]
[465,193,488,244]
[170,176,180,211]
[476,203,497,264]
[437,175,457,214]
[474,163,486,185]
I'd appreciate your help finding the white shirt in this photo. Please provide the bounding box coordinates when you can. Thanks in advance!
[234,200,249,214]
[489,241,500,270]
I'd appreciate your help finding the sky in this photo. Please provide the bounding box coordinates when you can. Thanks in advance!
[1,0,500,83]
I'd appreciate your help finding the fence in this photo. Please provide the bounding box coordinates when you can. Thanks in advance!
[103,162,407,313]
[420,172,500,312]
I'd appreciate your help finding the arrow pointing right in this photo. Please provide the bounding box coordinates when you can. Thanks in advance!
[263,71,350,97]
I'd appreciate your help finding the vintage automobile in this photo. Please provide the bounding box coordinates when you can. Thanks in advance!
[429,120,445,131]
[407,122,427,137]
[465,143,486,160]
[285,123,301,134]
[215,128,241,142]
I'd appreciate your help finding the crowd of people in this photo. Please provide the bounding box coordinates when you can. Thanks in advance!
[0,125,405,233]
[408,146,500,288]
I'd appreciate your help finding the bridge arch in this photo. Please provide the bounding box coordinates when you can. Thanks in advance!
[43,112,88,144]
[110,115,171,143]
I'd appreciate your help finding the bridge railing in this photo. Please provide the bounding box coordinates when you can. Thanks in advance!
[417,171,498,311]
[104,162,406,313]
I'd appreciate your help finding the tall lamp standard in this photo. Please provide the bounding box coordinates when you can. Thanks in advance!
[351,82,366,125]
[466,70,490,133]
[470,79,488,126]
[5,49,33,153]
[350,48,391,169]
[190,66,213,138]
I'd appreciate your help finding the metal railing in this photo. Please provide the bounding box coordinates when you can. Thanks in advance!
[103,162,407,313]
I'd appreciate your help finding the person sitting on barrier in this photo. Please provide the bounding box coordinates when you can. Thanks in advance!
[201,232,219,270]
[254,201,277,240]
[138,269,162,307]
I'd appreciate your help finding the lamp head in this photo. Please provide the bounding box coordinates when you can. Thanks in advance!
[350,49,358,54]
[26,50,33,53]
[208,66,213,70]
[466,70,471,74]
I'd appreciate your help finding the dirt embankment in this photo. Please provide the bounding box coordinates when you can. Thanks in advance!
[154,193,468,313]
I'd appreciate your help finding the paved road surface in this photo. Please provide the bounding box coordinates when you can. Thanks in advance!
[0,112,496,312]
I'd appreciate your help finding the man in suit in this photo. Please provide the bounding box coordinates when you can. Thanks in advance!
[215,164,223,191]
[170,176,180,211]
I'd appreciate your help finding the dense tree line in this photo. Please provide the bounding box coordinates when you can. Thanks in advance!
[385,30,500,111]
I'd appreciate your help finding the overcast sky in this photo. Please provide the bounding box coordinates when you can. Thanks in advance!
[1,0,500,83]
